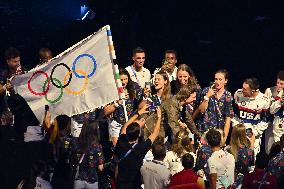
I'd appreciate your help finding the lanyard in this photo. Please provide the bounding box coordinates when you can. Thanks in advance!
[123,143,137,159]
[152,159,165,166]
[130,66,144,86]
[258,172,267,189]
[130,66,139,83]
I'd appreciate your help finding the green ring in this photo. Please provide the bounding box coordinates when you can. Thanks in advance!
[43,78,63,104]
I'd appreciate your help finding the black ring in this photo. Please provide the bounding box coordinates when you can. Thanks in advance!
[50,63,72,88]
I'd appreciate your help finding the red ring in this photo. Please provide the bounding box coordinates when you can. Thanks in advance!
[28,70,50,96]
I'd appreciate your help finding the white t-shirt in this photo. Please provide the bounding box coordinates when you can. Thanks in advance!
[17,177,52,189]
[207,149,235,189]
[164,151,196,175]
[35,177,52,189]
[125,66,151,88]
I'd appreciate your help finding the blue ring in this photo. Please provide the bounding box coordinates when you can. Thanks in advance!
[72,54,97,78]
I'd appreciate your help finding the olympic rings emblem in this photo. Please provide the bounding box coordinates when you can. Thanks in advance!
[72,54,97,78]
[27,54,97,103]
[64,69,89,95]
[50,63,72,88]
[28,71,50,96]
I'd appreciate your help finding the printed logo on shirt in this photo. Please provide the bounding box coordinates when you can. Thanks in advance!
[239,111,260,120]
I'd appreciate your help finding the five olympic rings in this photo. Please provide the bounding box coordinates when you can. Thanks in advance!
[28,54,97,103]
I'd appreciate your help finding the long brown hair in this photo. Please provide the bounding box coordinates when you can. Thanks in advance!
[171,130,195,157]
[229,124,249,161]
[78,120,100,152]
[177,64,199,89]
[176,86,196,102]
[119,68,136,99]
[155,71,171,101]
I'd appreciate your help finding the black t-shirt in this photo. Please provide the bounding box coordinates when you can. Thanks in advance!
[116,134,152,189]
[114,134,132,160]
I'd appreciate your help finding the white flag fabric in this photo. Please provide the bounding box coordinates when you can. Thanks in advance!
[12,25,119,123]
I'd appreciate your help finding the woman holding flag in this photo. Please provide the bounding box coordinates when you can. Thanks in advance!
[104,68,143,146]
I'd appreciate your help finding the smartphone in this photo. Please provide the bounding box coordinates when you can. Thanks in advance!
[149,103,156,112]
[188,133,194,144]
[146,98,155,112]
[210,82,216,89]
[246,128,253,138]
[145,82,151,90]
[45,105,49,111]
[162,59,170,65]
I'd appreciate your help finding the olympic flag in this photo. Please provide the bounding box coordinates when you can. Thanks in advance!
[12,25,120,123]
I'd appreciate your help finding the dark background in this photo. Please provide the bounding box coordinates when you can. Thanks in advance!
[0,1,283,188]
[0,0,283,92]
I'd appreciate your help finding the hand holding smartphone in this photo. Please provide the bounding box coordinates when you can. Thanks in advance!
[145,82,151,90]
[246,128,253,138]
[206,82,217,98]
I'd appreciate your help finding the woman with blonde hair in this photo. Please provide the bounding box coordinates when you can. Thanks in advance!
[171,64,199,95]
[164,130,196,175]
[141,71,171,139]
[143,71,171,105]
[170,64,201,118]
[227,124,255,188]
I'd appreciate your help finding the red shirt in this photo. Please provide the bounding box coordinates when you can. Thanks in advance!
[242,168,279,189]
[169,169,199,187]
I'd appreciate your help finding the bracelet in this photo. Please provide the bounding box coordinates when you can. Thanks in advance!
[203,96,209,101]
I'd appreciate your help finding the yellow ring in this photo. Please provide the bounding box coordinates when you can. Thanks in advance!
[64,69,89,95]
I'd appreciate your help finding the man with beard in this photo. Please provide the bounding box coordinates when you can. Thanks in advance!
[232,78,270,156]
[0,47,26,127]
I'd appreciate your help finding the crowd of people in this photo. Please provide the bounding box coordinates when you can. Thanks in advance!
[0,46,283,189]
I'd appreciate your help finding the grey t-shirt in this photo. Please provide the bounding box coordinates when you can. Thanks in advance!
[140,159,171,189]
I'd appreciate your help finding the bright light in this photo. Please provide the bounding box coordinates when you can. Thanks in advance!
[81,10,90,20]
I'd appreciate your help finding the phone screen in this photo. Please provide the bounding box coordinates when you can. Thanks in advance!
[145,82,151,89]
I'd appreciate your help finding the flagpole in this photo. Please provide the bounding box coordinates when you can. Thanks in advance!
[106,25,128,122]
